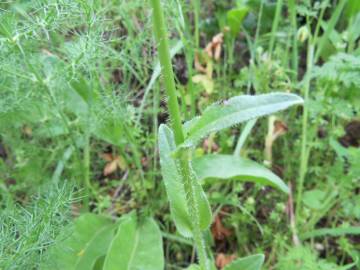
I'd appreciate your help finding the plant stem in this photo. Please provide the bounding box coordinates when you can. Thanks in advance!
[269,0,283,56]
[150,0,209,268]
[83,132,91,209]
[295,0,344,221]
[295,39,314,222]
[288,0,298,81]
[150,0,184,145]
[254,0,264,53]
[192,0,200,49]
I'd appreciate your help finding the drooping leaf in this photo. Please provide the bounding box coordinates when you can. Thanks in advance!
[42,214,114,270]
[193,154,289,194]
[158,124,212,237]
[234,118,257,156]
[103,215,164,270]
[227,6,250,36]
[182,93,303,147]
[223,254,265,270]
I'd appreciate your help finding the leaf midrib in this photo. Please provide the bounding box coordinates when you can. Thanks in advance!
[188,99,301,140]
[127,227,140,270]
[74,224,113,269]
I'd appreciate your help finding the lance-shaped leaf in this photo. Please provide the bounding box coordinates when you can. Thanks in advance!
[103,215,164,270]
[193,154,289,194]
[223,254,265,270]
[158,124,212,237]
[182,93,303,147]
[41,214,115,270]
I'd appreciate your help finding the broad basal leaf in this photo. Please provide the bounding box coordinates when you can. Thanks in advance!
[223,254,265,270]
[158,124,212,237]
[103,214,164,270]
[182,93,303,147]
[193,154,289,194]
[42,214,114,270]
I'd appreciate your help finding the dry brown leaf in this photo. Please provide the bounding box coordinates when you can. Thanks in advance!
[215,253,237,269]
[101,153,114,162]
[274,120,288,138]
[205,33,224,61]
[203,137,219,153]
[101,154,127,176]
[211,215,232,240]
[104,159,119,176]
[22,125,32,137]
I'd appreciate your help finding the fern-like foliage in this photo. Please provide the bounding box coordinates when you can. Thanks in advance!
[0,183,76,270]
[313,53,360,88]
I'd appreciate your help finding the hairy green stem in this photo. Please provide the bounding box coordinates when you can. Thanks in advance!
[150,0,184,145]
[150,0,209,268]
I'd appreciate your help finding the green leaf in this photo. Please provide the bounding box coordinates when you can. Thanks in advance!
[345,0,360,19]
[234,118,258,156]
[158,124,212,237]
[70,77,93,104]
[182,93,303,147]
[184,265,201,270]
[193,154,289,194]
[94,116,124,146]
[227,6,250,36]
[223,254,265,270]
[184,263,217,270]
[301,226,360,240]
[103,215,164,270]
[42,214,114,270]
[302,189,326,210]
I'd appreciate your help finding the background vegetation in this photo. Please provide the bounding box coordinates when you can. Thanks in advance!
[0,0,359,269]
